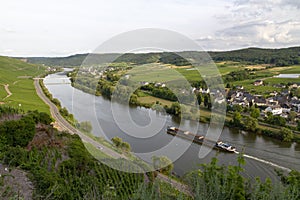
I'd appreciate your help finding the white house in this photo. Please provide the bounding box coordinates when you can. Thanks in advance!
[265,105,283,115]
[253,80,263,86]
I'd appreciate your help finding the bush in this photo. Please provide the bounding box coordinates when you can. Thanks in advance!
[281,127,294,142]
[0,115,35,147]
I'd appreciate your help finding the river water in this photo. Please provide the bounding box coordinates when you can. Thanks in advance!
[44,71,300,181]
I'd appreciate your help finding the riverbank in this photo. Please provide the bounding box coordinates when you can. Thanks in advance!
[37,72,193,196]
[69,78,300,144]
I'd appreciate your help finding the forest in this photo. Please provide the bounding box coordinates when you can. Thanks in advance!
[23,46,300,67]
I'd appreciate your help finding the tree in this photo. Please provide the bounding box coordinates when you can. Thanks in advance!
[59,107,70,117]
[288,111,297,123]
[226,83,232,88]
[129,94,138,105]
[167,102,181,116]
[232,104,243,112]
[250,107,260,119]
[281,127,294,142]
[232,111,242,127]
[152,156,174,175]
[52,98,61,107]
[294,88,300,98]
[79,121,93,133]
[120,141,131,151]
[196,93,203,105]
[243,116,258,132]
[249,101,253,108]
[266,115,286,126]
[203,94,210,108]
[38,112,53,125]
[111,137,131,151]
[0,115,35,147]
[111,137,122,147]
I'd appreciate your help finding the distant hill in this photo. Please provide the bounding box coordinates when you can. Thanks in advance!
[209,46,300,66]
[19,46,300,67]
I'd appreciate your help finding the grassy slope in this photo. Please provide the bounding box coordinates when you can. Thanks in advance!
[0,56,49,113]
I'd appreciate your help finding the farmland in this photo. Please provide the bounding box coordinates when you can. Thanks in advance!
[0,56,49,113]
[230,65,300,95]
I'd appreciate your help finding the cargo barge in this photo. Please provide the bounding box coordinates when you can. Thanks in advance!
[166,126,236,153]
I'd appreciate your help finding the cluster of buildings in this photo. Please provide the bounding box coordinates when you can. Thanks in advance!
[46,66,58,72]
[227,82,300,120]
[78,65,124,79]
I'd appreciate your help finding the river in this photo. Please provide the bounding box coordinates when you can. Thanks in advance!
[44,70,300,181]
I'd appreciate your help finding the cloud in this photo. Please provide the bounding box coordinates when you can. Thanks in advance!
[0,0,299,55]
[219,20,299,42]
[198,0,300,50]
[284,0,300,9]
[1,27,16,33]
[233,0,300,8]
[197,20,300,50]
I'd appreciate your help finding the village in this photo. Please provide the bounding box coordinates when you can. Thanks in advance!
[225,79,300,122]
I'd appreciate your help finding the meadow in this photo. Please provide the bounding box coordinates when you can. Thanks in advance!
[129,62,240,85]
[137,96,173,107]
[230,65,300,95]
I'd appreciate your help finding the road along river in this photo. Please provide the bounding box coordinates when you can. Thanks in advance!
[44,70,300,181]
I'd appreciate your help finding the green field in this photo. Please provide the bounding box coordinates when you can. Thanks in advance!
[0,56,49,113]
[138,96,174,107]
[0,86,6,99]
[129,62,240,84]
[224,64,300,95]
[127,62,300,97]
[279,65,300,73]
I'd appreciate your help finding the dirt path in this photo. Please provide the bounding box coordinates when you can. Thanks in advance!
[13,80,20,85]
[3,84,12,99]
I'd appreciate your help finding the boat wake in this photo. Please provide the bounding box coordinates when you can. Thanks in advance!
[235,151,291,172]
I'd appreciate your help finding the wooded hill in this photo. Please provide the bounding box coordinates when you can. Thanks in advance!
[20,46,300,67]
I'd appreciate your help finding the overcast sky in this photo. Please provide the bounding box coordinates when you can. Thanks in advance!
[1,0,299,57]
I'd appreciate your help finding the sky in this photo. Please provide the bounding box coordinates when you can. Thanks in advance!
[0,0,299,57]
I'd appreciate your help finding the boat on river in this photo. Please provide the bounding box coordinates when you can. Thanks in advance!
[166,126,236,153]
[166,126,204,144]
[215,141,236,153]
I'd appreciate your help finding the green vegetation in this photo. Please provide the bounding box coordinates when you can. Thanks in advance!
[26,47,300,67]
[83,142,111,160]
[0,56,49,113]
[138,95,173,107]
[1,106,300,199]
[281,127,294,142]
[0,110,51,147]
[227,107,300,142]
[265,114,286,127]
[209,46,300,66]
[183,155,300,200]
[132,179,191,200]
[78,121,93,133]
[67,59,300,143]
[0,107,144,199]
[111,136,131,151]
[152,156,174,176]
